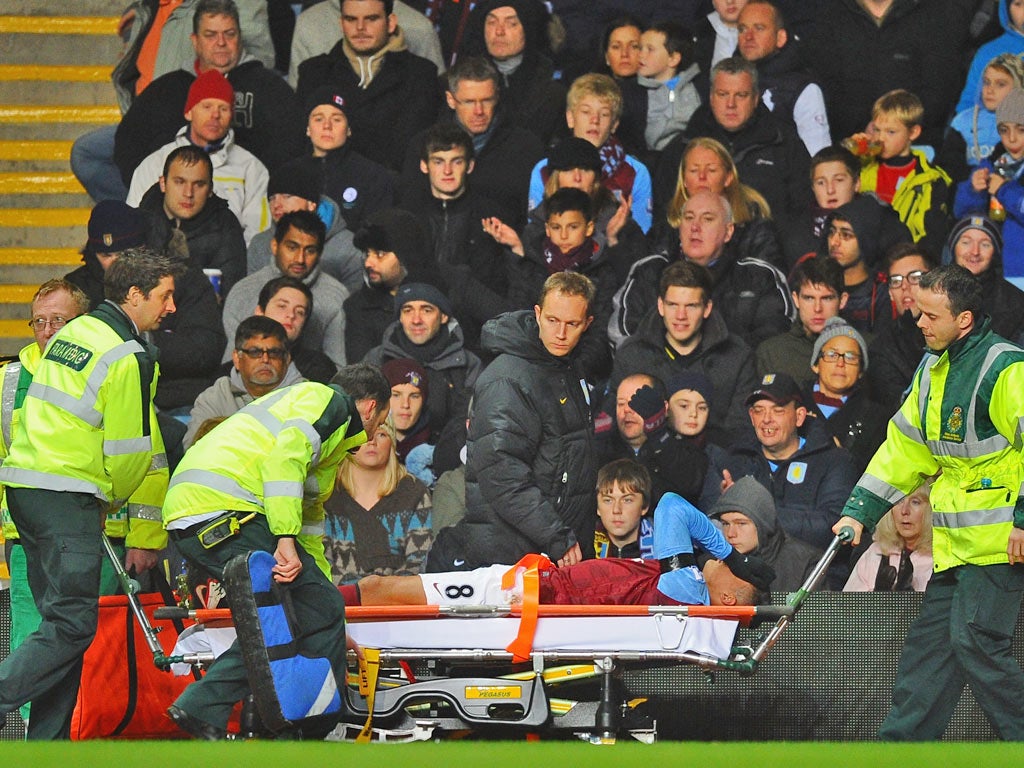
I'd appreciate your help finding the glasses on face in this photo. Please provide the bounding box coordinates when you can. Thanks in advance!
[827,225,857,242]
[451,96,498,109]
[888,270,926,289]
[819,349,861,365]
[29,317,68,331]
[237,346,287,361]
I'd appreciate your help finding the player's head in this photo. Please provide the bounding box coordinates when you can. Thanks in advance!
[703,557,773,606]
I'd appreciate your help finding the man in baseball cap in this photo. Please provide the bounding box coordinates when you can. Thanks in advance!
[724,371,858,587]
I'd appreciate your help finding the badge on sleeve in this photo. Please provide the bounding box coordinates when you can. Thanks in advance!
[786,462,807,484]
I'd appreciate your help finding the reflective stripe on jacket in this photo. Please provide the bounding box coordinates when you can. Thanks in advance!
[0,303,159,511]
[843,318,1024,571]
[163,382,367,560]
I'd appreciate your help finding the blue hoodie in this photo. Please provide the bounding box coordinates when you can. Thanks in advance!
[956,0,1024,112]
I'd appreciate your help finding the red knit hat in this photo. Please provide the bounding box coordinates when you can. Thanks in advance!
[185,70,234,115]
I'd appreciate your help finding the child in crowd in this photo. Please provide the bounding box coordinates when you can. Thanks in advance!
[665,371,729,514]
[527,74,654,232]
[853,89,952,256]
[484,185,618,379]
[944,53,1024,184]
[593,459,654,559]
[954,88,1024,284]
[781,145,911,267]
[636,21,701,153]
[955,0,1024,115]
[381,358,435,487]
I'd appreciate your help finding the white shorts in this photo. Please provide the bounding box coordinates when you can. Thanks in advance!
[418,564,524,606]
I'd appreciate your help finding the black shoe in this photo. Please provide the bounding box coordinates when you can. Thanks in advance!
[167,705,228,741]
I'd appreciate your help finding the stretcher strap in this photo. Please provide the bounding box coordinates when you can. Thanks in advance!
[356,647,381,744]
[502,554,552,663]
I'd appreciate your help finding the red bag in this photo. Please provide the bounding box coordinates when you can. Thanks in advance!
[70,591,196,740]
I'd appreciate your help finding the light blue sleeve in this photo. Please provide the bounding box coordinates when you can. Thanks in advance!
[652,493,731,560]
[527,159,545,213]
[626,155,653,233]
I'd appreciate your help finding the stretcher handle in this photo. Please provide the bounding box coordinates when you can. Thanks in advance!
[102,532,166,658]
[786,526,854,609]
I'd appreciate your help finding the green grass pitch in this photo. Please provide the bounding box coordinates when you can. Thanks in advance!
[4,741,1022,767]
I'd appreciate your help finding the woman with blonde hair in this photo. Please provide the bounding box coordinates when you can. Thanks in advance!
[654,136,783,267]
[843,483,933,592]
[322,416,432,585]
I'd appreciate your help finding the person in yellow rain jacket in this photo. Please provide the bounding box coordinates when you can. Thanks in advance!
[162,363,390,740]
[0,249,179,740]
[835,264,1024,741]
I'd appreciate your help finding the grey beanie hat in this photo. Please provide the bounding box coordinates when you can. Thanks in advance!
[997,87,1024,127]
[811,316,869,371]
[708,476,777,537]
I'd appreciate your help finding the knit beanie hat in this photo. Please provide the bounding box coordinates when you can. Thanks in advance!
[547,137,602,173]
[665,370,714,405]
[381,358,429,401]
[997,87,1024,126]
[304,85,348,116]
[946,214,1004,261]
[267,159,322,204]
[394,281,454,318]
[811,316,869,371]
[185,69,234,115]
[86,200,148,256]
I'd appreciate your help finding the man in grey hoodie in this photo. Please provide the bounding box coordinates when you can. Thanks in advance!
[708,475,821,591]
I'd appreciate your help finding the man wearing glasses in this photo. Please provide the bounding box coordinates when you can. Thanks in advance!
[867,242,932,413]
[183,316,302,449]
[0,249,179,738]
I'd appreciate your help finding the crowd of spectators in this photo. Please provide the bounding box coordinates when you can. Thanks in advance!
[43,0,1024,596]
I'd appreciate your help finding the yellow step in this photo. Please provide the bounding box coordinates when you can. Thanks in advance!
[0,285,42,303]
[0,65,112,82]
[0,16,118,35]
[0,208,89,227]
[0,249,82,266]
[0,173,85,194]
[0,141,73,162]
[0,105,120,124]
[0,319,32,337]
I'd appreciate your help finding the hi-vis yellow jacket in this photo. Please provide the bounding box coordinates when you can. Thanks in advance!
[0,342,168,550]
[162,382,367,575]
[842,318,1024,572]
[0,303,161,527]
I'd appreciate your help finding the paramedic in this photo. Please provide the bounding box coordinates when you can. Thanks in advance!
[0,248,178,739]
[161,363,389,740]
[834,264,1024,740]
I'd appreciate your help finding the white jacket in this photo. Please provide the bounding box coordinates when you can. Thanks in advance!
[126,126,270,245]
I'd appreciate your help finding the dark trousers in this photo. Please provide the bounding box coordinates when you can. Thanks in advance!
[879,563,1024,740]
[0,488,103,739]
[171,515,347,731]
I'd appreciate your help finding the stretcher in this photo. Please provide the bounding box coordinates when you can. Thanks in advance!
[153,529,851,743]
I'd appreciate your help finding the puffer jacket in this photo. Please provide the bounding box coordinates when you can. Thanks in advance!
[439,310,598,567]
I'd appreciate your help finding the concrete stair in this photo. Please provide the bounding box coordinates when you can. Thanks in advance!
[0,2,123,356]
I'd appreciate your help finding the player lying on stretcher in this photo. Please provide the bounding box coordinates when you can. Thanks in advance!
[338,461,776,610]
